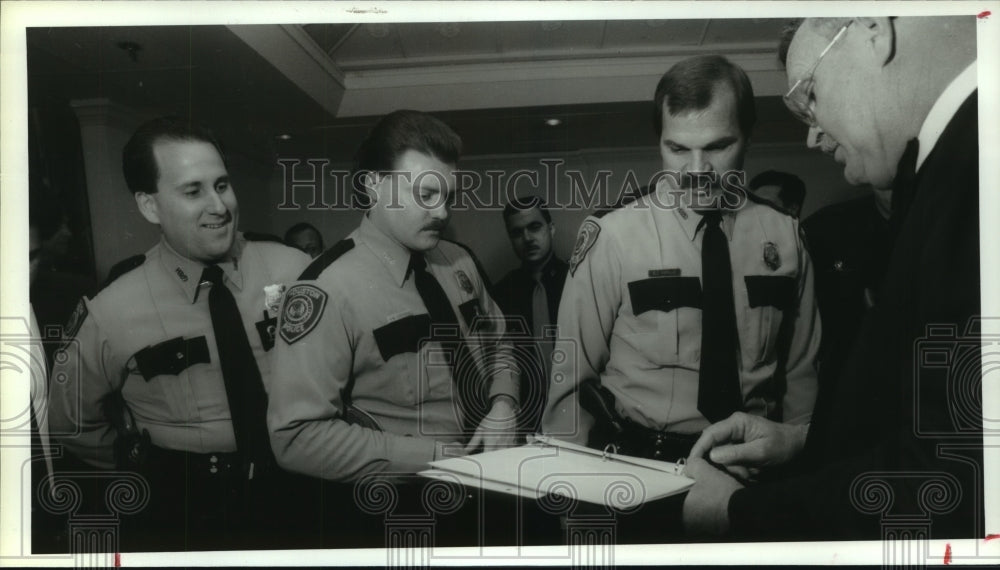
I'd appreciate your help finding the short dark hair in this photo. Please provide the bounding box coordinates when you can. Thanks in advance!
[653,55,756,137]
[122,117,227,195]
[352,110,462,208]
[502,195,552,225]
[284,222,323,245]
[749,170,806,209]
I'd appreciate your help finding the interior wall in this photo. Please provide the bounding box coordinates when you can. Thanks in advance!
[263,140,864,284]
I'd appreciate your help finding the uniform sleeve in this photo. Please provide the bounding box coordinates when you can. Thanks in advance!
[48,298,118,469]
[781,222,821,425]
[266,282,438,482]
[477,279,520,404]
[541,218,621,444]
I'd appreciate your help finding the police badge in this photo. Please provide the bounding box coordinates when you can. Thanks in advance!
[763,241,781,271]
[455,270,474,294]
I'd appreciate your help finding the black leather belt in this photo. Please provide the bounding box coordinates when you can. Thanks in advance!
[142,446,248,479]
[613,419,699,462]
[579,378,698,462]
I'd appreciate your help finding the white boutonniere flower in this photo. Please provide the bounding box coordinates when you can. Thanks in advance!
[264,284,287,318]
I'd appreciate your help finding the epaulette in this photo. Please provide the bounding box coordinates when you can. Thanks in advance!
[298,238,355,280]
[745,188,796,218]
[243,231,284,244]
[592,184,655,218]
[97,254,145,295]
[441,238,493,290]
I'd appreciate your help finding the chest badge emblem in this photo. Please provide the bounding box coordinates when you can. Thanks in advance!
[455,270,475,294]
[763,241,781,271]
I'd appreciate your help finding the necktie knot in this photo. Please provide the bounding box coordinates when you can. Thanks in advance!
[409,253,428,275]
[698,209,723,230]
[202,264,225,286]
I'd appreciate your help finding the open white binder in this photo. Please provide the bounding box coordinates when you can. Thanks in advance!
[419,435,694,508]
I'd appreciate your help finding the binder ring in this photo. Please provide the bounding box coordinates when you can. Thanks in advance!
[602,443,619,460]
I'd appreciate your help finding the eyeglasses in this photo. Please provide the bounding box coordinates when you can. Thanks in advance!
[783,20,853,127]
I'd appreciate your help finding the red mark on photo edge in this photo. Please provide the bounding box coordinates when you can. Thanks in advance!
[944,543,953,565]
[986,534,1000,541]
[115,552,121,567]
[977,11,991,19]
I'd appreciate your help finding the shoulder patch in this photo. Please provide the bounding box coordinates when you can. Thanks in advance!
[298,238,355,280]
[63,297,88,340]
[279,284,328,344]
[441,238,493,290]
[98,254,145,294]
[243,231,284,244]
[569,219,601,276]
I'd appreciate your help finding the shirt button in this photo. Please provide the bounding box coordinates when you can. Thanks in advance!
[210,466,218,474]
[210,455,218,464]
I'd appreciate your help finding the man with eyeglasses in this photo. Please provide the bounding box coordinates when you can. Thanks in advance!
[683,16,982,541]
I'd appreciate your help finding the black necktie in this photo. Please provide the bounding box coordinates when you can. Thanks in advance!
[409,254,485,433]
[202,265,273,477]
[697,211,742,423]
[890,138,920,234]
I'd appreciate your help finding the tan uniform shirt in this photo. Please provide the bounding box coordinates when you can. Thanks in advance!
[48,234,309,468]
[543,188,820,443]
[267,216,518,482]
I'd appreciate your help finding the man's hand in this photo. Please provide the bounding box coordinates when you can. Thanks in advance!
[463,395,518,454]
[687,412,807,478]
[681,456,743,536]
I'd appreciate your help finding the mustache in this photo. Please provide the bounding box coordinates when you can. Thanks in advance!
[678,171,723,191]
[423,221,447,232]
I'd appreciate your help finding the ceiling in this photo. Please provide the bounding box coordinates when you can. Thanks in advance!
[26,19,802,162]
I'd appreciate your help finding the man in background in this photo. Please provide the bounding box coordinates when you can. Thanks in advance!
[493,196,568,434]
[284,221,325,258]
[749,169,806,218]
[684,16,982,540]
[29,208,96,359]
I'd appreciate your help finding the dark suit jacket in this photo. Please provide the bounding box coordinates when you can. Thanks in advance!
[492,256,568,333]
[803,195,893,393]
[492,256,569,431]
[728,92,983,540]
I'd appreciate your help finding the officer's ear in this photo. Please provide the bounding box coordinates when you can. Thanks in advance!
[360,171,383,208]
[135,192,161,225]
[548,221,556,239]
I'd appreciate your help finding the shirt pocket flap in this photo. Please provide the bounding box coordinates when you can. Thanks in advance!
[133,336,210,381]
[744,275,796,310]
[628,276,702,316]
[373,314,432,362]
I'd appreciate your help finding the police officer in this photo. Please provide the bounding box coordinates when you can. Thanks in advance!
[542,55,820,464]
[267,110,519,483]
[47,117,312,550]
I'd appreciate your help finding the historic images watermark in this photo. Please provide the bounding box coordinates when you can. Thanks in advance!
[276,157,749,213]
[848,317,997,566]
